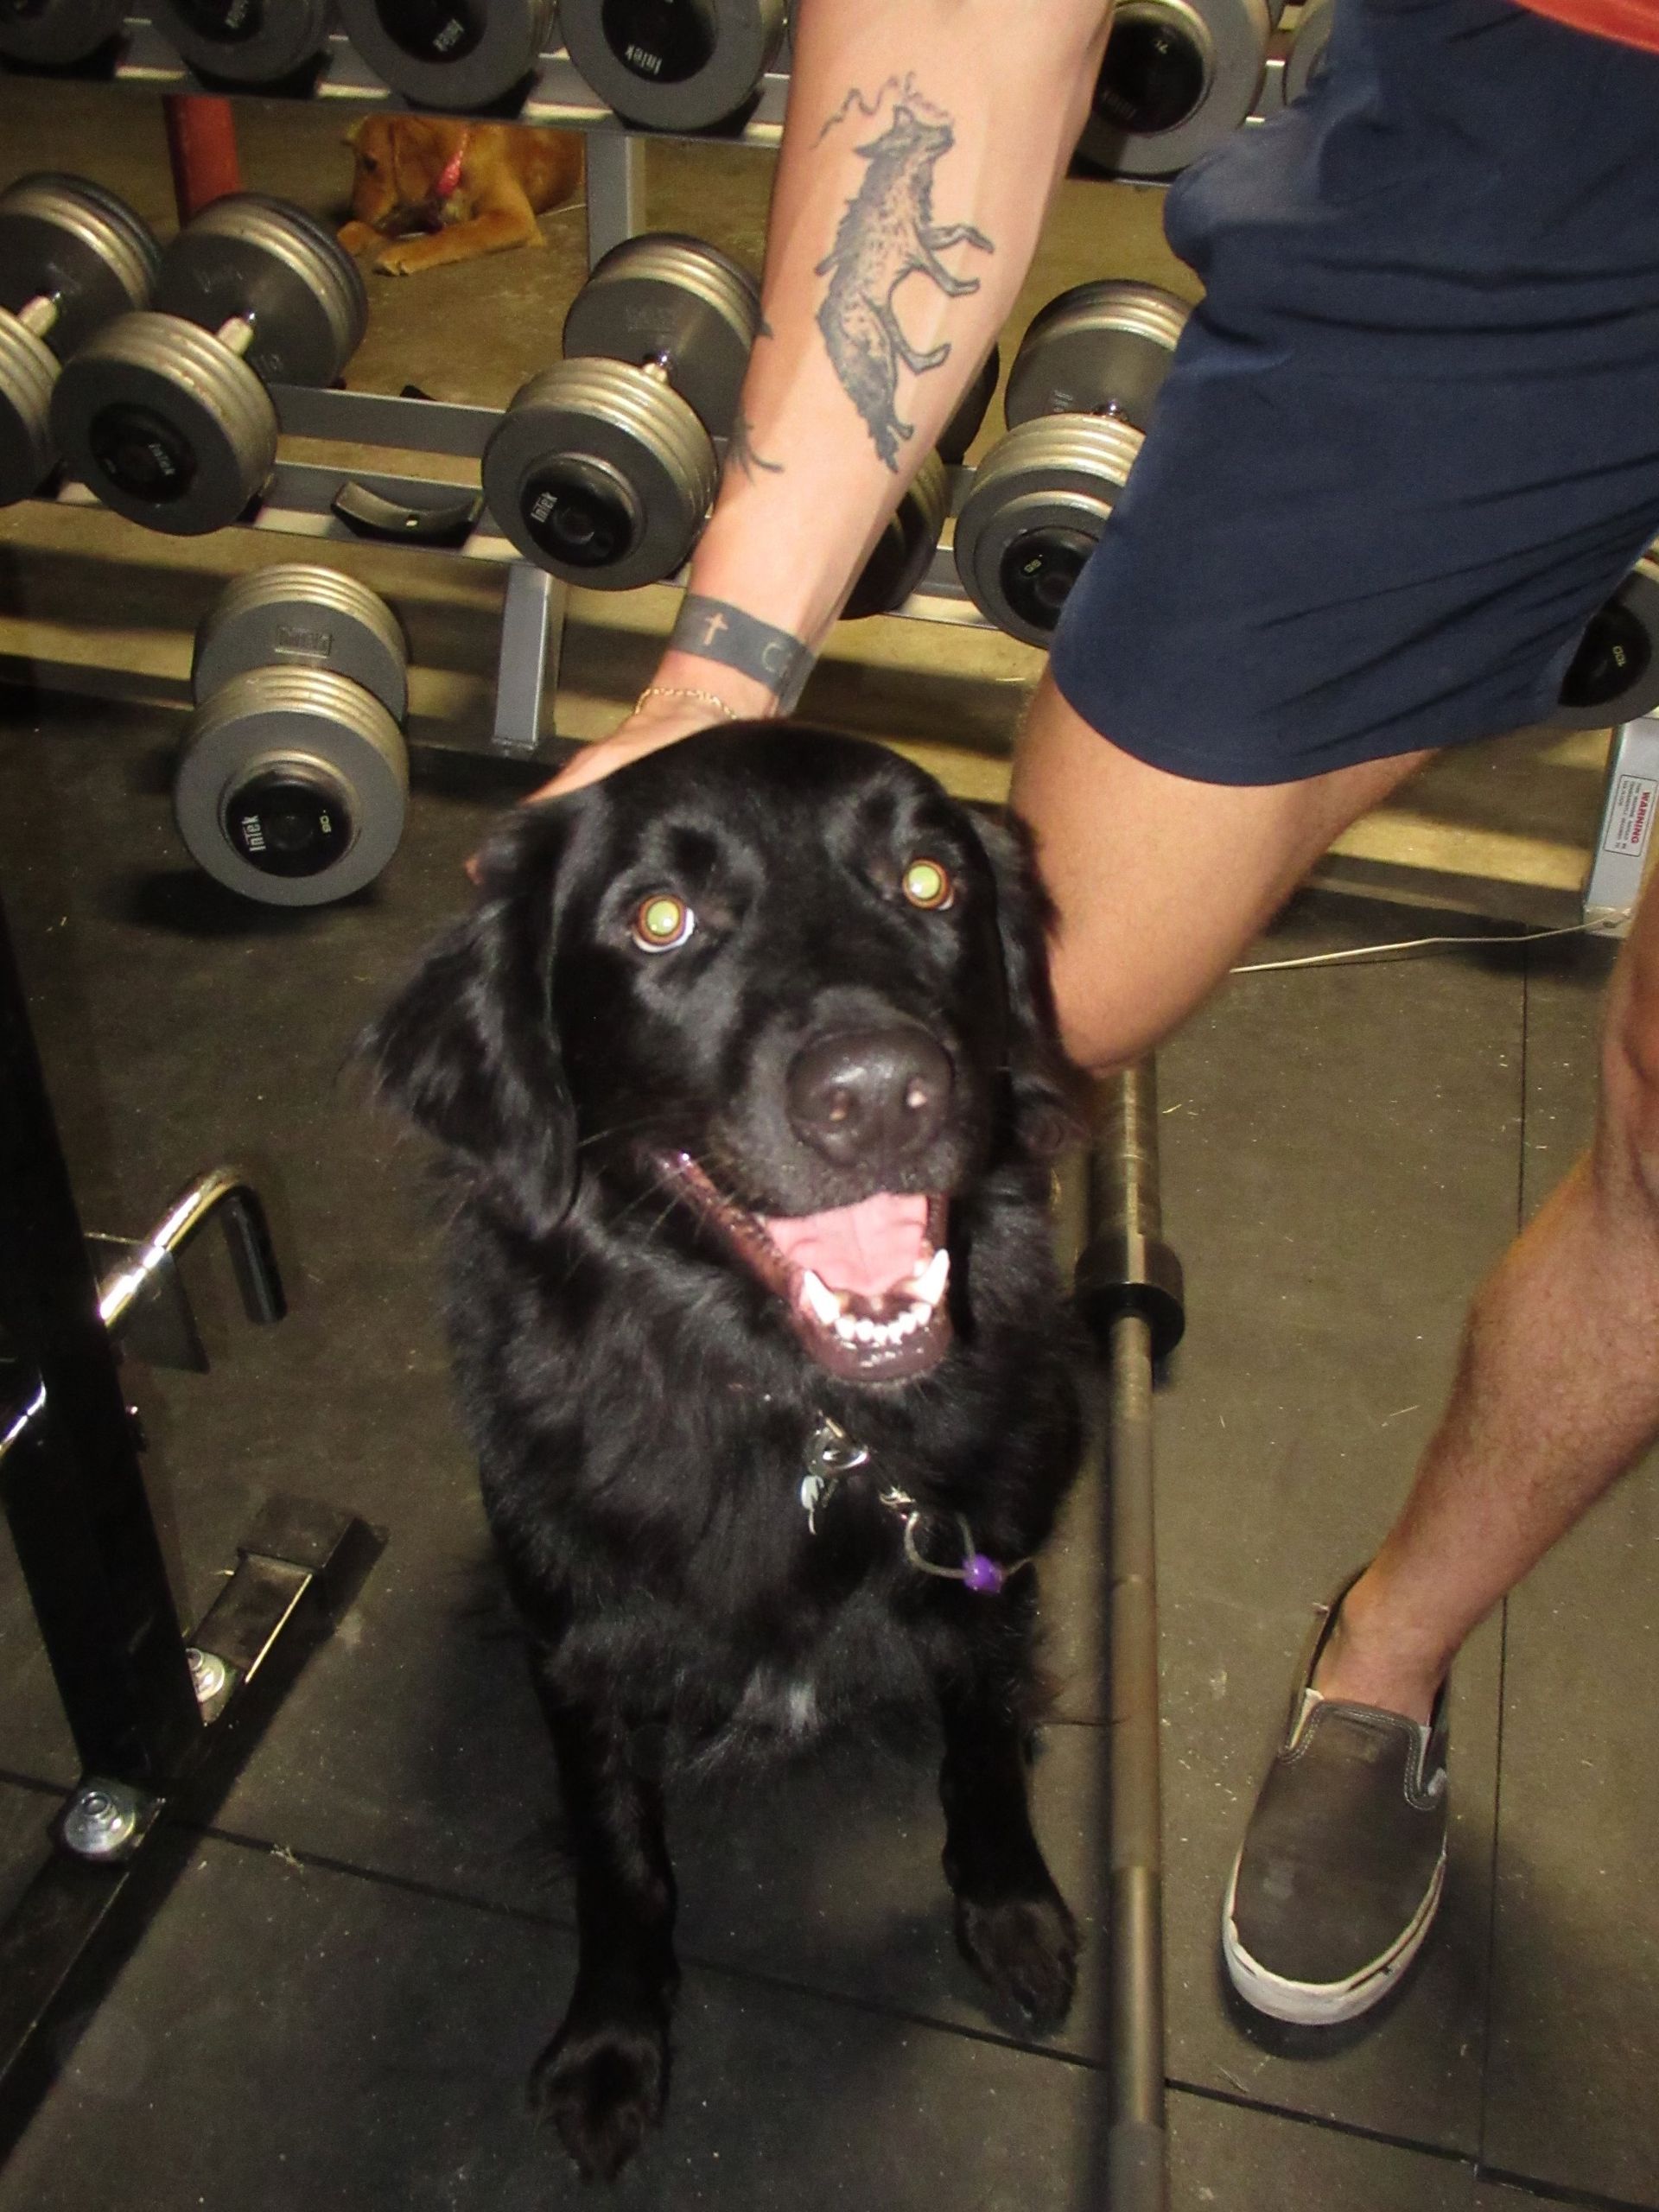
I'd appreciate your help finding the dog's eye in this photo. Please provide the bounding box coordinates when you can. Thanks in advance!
[361,156,380,175]
[630,893,696,953]
[901,858,955,912]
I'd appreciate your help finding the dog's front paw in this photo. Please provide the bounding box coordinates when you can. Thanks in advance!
[529,2013,670,2182]
[372,237,433,277]
[955,1888,1079,2031]
[335,220,379,256]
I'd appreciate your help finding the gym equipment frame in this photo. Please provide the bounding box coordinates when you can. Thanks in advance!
[0,887,382,2158]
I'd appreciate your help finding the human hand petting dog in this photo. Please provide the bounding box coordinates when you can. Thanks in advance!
[526,652,785,803]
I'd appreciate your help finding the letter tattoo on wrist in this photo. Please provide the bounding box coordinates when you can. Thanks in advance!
[813,79,995,472]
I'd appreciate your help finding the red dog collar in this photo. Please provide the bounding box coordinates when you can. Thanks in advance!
[432,132,469,206]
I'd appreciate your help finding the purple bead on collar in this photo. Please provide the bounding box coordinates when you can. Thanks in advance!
[962,1552,1005,1595]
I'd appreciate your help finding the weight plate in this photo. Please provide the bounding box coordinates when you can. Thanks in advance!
[175,666,409,907]
[1551,555,1659,732]
[151,0,333,84]
[156,194,367,389]
[561,0,786,132]
[194,565,410,720]
[484,357,714,588]
[954,414,1144,648]
[1284,0,1334,104]
[0,311,56,505]
[938,343,1001,467]
[53,311,278,534]
[844,452,950,620]
[0,0,128,65]
[0,173,160,359]
[565,232,760,439]
[1078,0,1271,179]
[337,0,556,110]
[1005,281,1189,435]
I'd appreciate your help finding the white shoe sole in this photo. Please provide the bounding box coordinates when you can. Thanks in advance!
[1220,1846,1447,2026]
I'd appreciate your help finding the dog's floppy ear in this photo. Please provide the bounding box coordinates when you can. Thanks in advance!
[974,809,1085,1158]
[365,806,580,1231]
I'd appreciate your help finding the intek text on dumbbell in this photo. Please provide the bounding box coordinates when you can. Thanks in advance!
[561,0,786,132]
[1078,0,1278,178]
[52,195,366,537]
[149,0,333,87]
[0,174,159,508]
[339,1,557,111]
[178,566,410,908]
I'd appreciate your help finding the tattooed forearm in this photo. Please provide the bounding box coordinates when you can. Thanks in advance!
[812,86,995,472]
[726,410,785,485]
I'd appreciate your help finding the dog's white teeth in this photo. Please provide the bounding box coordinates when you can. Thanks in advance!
[854,1317,878,1344]
[834,1313,860,1344]
[907,1248,950,1308]
[905,1302,929,1331]
[800,1269,844,1328]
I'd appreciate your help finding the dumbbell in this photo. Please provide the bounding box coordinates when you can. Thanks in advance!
[177,564,410,906]
[1283,0,1334,104]
[149,0,334,86]
[52,194,367,537]
[483,232,760,589]
[0,174,159,508]
[337,0,555,110]
[1077,0,1276,179]
[0,0,128,66]
[1550,550,1659,733]
[955,282,1188,647]
[842,346,1001,621]
[560,0,786,132]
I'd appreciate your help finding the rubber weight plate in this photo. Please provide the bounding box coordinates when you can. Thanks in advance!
[52,311,278,534]
[194,565,409,721]
[954,414,1144,648]
[1284,0,1334,103]
[0,173,160,357]
[564,232,760,439]
[1005,281,1189,436]
[844,453,950,620]
[0,0,128,64]
[561,0,786,131]
[175,667,409,906]
[483,356,715,588]
[0,313,55,504]
[1078,0,1272,178]
[337,0,556,109]
[151,0,333,84]
[154,195,366,389]
[1551,551,1659,732]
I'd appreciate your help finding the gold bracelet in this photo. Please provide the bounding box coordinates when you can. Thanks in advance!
[633,684,742,723]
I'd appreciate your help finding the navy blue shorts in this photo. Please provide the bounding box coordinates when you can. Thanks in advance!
[1049,0,1659,785]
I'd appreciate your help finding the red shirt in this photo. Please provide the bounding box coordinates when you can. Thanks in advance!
[1519,0,1659,50]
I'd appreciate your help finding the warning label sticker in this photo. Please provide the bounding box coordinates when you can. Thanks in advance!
[1603,772,1658,859]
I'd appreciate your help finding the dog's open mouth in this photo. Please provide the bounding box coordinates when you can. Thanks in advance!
[661,1154,951,1383]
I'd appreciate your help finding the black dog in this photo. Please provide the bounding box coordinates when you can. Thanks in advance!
[368,727,1084,2181]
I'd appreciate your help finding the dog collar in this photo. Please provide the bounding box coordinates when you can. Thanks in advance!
[433,132,470,206]
[798,1415,1032,1596]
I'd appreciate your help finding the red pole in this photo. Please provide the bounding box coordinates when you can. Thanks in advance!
[162,95,243,225]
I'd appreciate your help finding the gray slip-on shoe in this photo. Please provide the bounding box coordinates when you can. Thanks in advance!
[1222,1582,1449,2027]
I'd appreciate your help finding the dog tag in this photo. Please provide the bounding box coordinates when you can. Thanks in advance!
[799,1416,870,1534]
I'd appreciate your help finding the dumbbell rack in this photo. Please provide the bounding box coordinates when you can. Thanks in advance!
[11,7,1315,769]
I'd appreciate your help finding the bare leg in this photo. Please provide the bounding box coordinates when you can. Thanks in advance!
[1008,670,1429,1071]
[1317,862,1659,1721]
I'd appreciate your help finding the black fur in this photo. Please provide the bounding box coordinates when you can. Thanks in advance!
[367,728,1084,2181]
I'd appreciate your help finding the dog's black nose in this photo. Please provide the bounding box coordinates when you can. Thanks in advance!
[786,1026,953,1166]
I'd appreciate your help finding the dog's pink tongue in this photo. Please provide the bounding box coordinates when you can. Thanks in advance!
[761,1192,931,1300]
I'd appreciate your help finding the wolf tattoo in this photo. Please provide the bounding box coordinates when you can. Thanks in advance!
[816,100,994,471]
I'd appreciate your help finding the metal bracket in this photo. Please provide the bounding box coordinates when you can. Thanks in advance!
[1,1166,284,1465]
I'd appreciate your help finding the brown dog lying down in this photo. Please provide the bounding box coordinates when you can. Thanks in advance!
[339,117,584,276]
